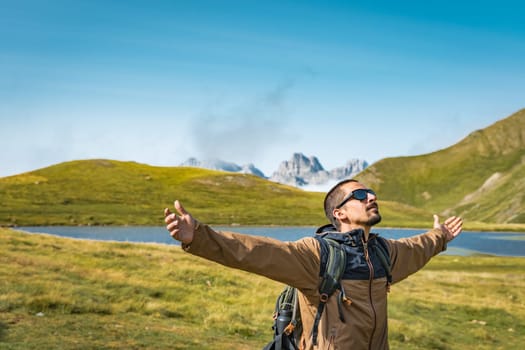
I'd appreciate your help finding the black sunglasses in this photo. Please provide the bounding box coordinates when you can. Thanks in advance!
[336,189,376,209]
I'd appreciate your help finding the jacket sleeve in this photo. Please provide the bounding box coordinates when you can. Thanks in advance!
[182,221,321,290]
[386,228,448,284]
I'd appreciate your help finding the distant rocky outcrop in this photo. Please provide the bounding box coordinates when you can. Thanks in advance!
[180,157,265,178]
[269,153,368,191]
[269,153,329,187]
[239,163,266,178]
[330,159,369,181]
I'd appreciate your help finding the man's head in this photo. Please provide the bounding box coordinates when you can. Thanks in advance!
[324,179,381,231]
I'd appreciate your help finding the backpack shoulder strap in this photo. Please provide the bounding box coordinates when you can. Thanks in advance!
[373,235,392,290]
[310,237,348,345]
[317,238,346,297]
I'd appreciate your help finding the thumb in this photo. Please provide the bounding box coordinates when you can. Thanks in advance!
[174,200,189,216]
[433,214,440,229]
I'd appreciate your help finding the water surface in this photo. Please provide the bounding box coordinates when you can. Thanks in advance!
[17,226,525,257]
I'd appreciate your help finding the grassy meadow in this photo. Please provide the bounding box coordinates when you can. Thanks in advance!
[1,228,524,349]
[0,160,326,227]
[2,159,525,231]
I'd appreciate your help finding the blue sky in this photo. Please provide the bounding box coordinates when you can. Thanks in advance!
[1,0,524,177]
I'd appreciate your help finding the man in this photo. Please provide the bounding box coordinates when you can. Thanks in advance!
[164,179,463,349]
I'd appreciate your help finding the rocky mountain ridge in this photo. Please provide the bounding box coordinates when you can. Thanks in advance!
[180,153,368,191]
[180,157,265,178]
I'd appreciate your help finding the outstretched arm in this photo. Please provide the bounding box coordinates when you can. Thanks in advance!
[388,215,463,283]
[164,200,196,245]
[162,201,321,290]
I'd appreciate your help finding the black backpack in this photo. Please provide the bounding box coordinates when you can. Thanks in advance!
[262,227,392,349]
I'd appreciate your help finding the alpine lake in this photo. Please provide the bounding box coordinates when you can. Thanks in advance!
[18,226,525,257]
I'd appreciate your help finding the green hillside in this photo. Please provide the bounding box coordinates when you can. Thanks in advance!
[0,159,324,226]
[356,109,525,225]
[0,159,435,228]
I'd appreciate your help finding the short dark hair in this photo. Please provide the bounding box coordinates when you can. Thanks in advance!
[324,179,358,229]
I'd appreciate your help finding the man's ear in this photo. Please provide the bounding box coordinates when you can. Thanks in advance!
[333,208,347,221]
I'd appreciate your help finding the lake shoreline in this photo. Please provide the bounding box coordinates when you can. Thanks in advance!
[13,226,525,257]
[4,223,525,233]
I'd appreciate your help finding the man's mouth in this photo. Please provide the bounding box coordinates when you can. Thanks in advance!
[367,204,379,211]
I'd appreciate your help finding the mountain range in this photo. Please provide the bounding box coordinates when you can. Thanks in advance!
[180,153,368,192]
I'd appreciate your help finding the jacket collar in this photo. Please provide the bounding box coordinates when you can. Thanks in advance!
[315,224,377,245]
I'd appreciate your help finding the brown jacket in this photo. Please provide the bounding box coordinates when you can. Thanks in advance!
[184,222,448,349]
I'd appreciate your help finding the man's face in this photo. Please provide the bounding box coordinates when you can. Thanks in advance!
[335,182,382,228]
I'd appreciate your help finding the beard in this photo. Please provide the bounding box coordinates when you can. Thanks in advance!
[366,204,382,226]
[366,213,382,226]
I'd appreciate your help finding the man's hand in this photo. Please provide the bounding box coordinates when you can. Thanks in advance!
[164,200,196,244]
[433,215,463,242]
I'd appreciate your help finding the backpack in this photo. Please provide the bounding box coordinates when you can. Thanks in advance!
[262,226,392,349]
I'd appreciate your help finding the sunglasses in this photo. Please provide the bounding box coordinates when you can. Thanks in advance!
[336,188,376,209]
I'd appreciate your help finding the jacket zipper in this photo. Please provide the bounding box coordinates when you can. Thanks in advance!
[328,327,337,349]
[363,240,377,350]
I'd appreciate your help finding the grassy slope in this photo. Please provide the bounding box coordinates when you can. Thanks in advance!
[1,228,524,349]
[0,159,325,226]
[0,159,435,229]
[356,109,525,224]
[2,158,521,230]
